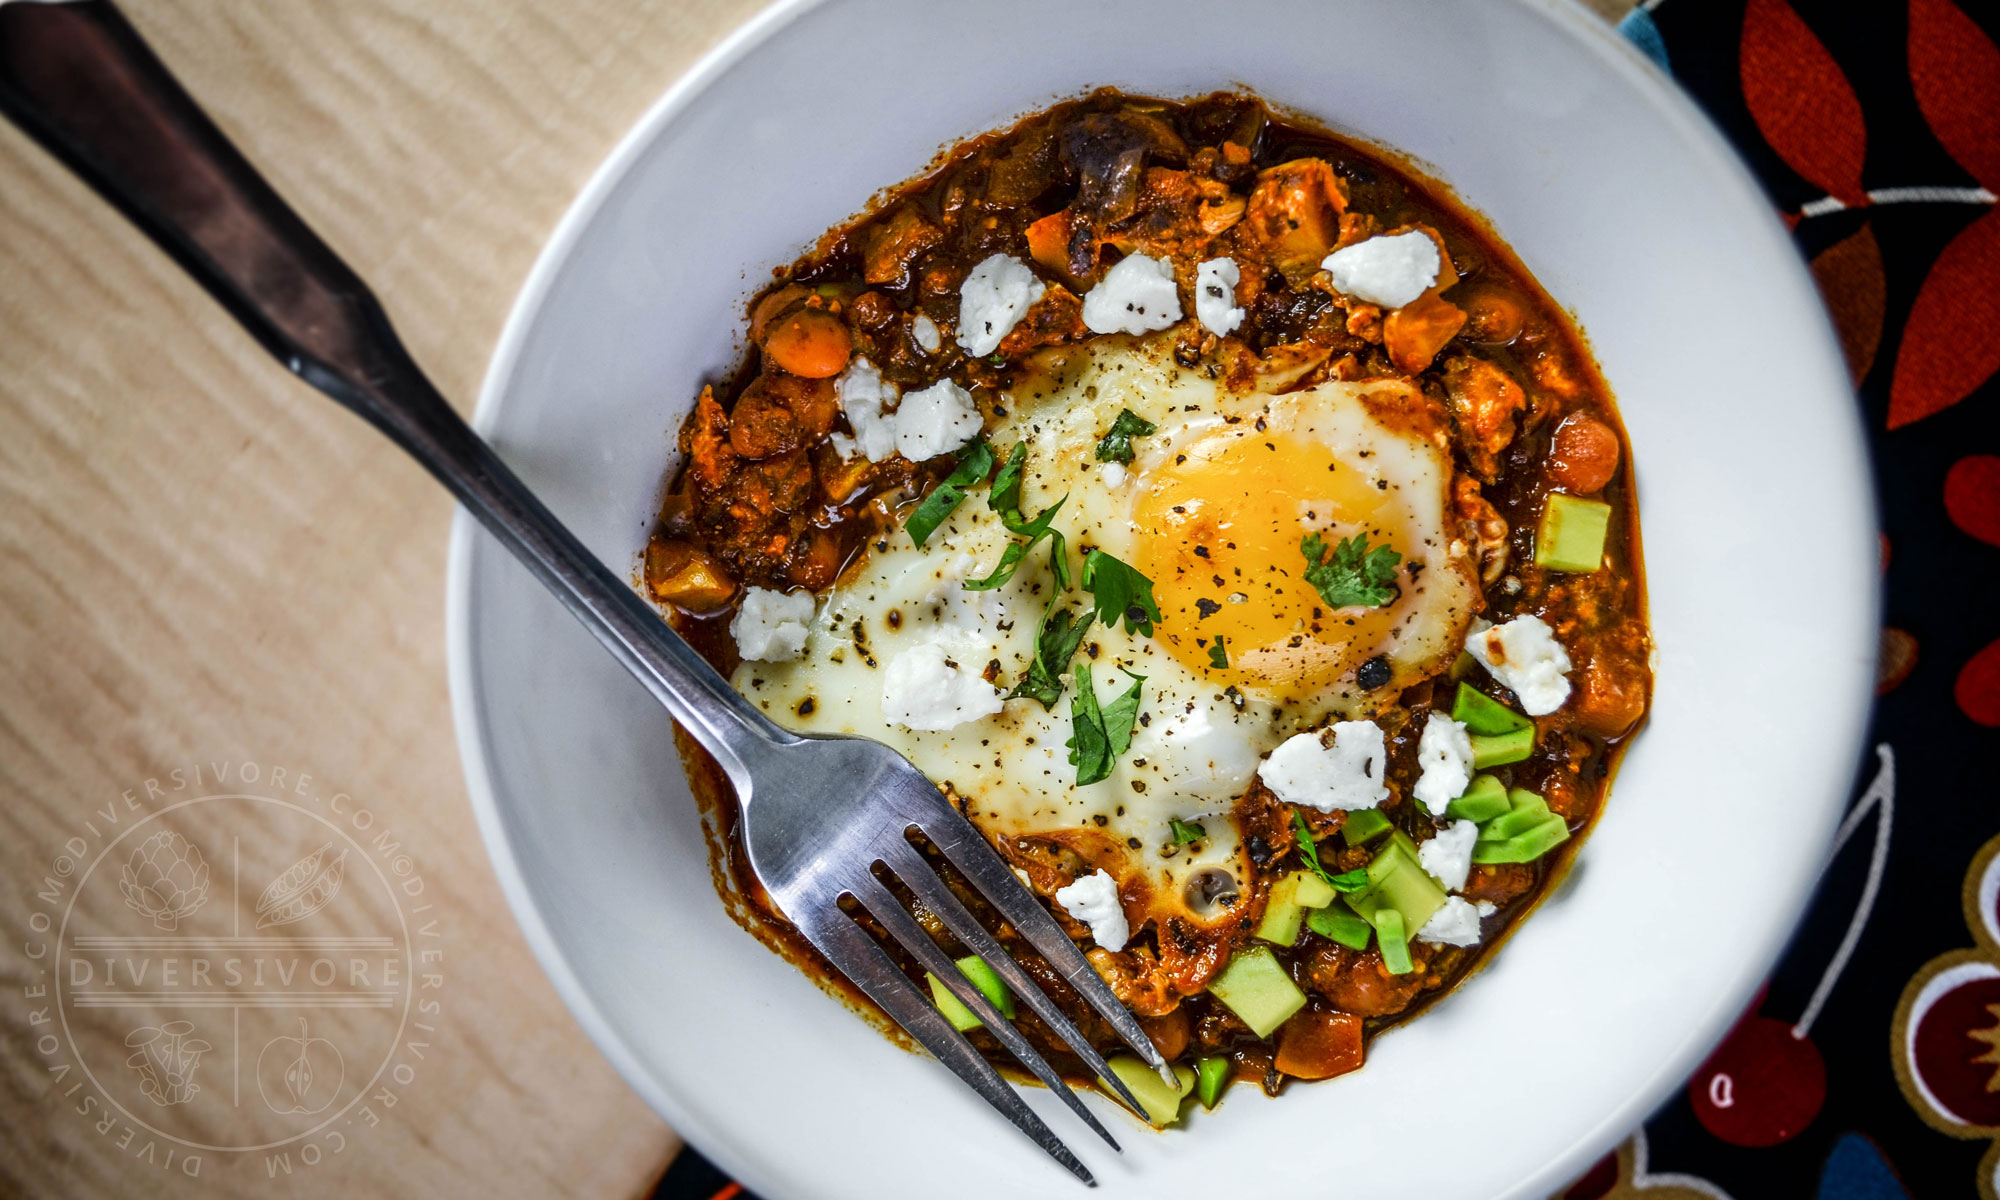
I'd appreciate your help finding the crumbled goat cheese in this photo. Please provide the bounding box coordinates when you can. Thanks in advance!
[729,587,815,662]
[1418,895,1493,947]
[892,379,982,461]
[1418,819,1480,893]
[1466,614,1574,716]
[956,254,1045,356]
[911,313,942,353]
[831,359,980,464]
[1194,257,1245,336]
[1100,462,1128,487]
[1412,714,1474,810]
[1053,869,1130,950]
[1321,231,1441,309]
[880,642,1004,731]
[833,356,899,462]
[1081,253,1183,335]
[1256,721,1389,811]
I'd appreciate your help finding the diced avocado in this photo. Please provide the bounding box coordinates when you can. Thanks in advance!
[955,955,1016,1018]
[1479,788,1554,842]
[927,973,980,1031]
[1210,945,1308,1038]
[1257,870,1336,946]
[1294,871,1337,910]
[1445,773,1510,822]
[1449,650,1477,681]
[1307,905,1374,950]
[1471,814,1571,864]
[925,955,1016,1031]
[1341,808,1392,845]
[1254,871,1307,947]
[1374,908,1414,974]
[1536,493,1613,573]
[1470,726,1535,768]
[1196,1056,1232,1110]
[1450,682,1532,735]
[1101,1055,1196,1126]
[1347,840,1447,937]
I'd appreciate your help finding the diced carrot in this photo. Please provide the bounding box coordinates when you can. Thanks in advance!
[1024,210,1074,277]
[1273,1009,1365,1081]
[760,308,852,379]
[1245,159,1348,273]
[1383,292,1467,373]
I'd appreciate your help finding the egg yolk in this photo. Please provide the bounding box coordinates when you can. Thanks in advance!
[1132,421,1416,702]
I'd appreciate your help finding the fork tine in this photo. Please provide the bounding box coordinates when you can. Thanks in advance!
[848,875,1121,1151]
[791,903,1096,1187]
[878,842,1151,1118]
[914,802,1180,1086]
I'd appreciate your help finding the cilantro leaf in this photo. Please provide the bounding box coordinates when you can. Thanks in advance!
[1293,810,1370,893]
[905,440,995,547]
[1169,817,1207,846]
[1067,663,1144,786]
[1094,408,1158,464]
[1207,636,1228,669]
[1300,531,1401,609]
[1328,866,1370,892]
[1081,549,1161,636]
[1009,607,1094,710]
[965,496,1068,591]
[989,441,1028,515]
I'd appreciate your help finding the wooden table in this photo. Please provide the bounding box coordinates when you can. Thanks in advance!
[0,2,1632,1196]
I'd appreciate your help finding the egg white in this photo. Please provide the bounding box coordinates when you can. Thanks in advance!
[732,336,1476,933]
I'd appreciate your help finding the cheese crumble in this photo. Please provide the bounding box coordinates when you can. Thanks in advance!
[1418,819,1479,892]
[1256,721,1389,811]
[956,253,1045,356]
[1412,714,1474,810]
[730,587,815,662]
[1081,252,1183,335]
[1466,614,1573,716]
[1417,896,1497,947]
[1194,257,1245,336]
[1321,231,1440,309]
[1053,869,1130,950]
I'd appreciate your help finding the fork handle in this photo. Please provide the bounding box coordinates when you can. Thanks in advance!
[0,0,789,783]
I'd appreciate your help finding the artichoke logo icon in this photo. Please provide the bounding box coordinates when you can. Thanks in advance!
[117,830,209,930]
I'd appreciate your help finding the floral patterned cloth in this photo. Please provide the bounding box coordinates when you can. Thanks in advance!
[658,3,2000,1195]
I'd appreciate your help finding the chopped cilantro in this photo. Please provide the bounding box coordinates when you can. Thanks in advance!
[1081,549,1161,636]
[1169,818,1208,846]
[1293,810,1370,893]
[965,496,1068,591]
[1009,607,1094,710]
[1094,408,1158,464]
[1067,662,1144,787]
[1300,531,1401,609]
[989,441,1027,515]
[905,440,994,547]
[1207,636,1228,669]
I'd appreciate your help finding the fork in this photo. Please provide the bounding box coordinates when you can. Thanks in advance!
[0,0,1176,1182]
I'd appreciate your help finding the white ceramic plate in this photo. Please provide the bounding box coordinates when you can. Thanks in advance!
[446,0,1877,1195]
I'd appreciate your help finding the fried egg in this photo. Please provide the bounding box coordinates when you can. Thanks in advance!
[732,336,1478,937]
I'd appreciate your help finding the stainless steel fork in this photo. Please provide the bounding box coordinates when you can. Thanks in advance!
[0,0,1174,1182]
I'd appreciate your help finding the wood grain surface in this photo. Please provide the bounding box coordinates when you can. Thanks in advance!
[0,2,1633,1198]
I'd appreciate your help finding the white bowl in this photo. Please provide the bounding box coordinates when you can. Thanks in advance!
[446,0,1876,1195]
